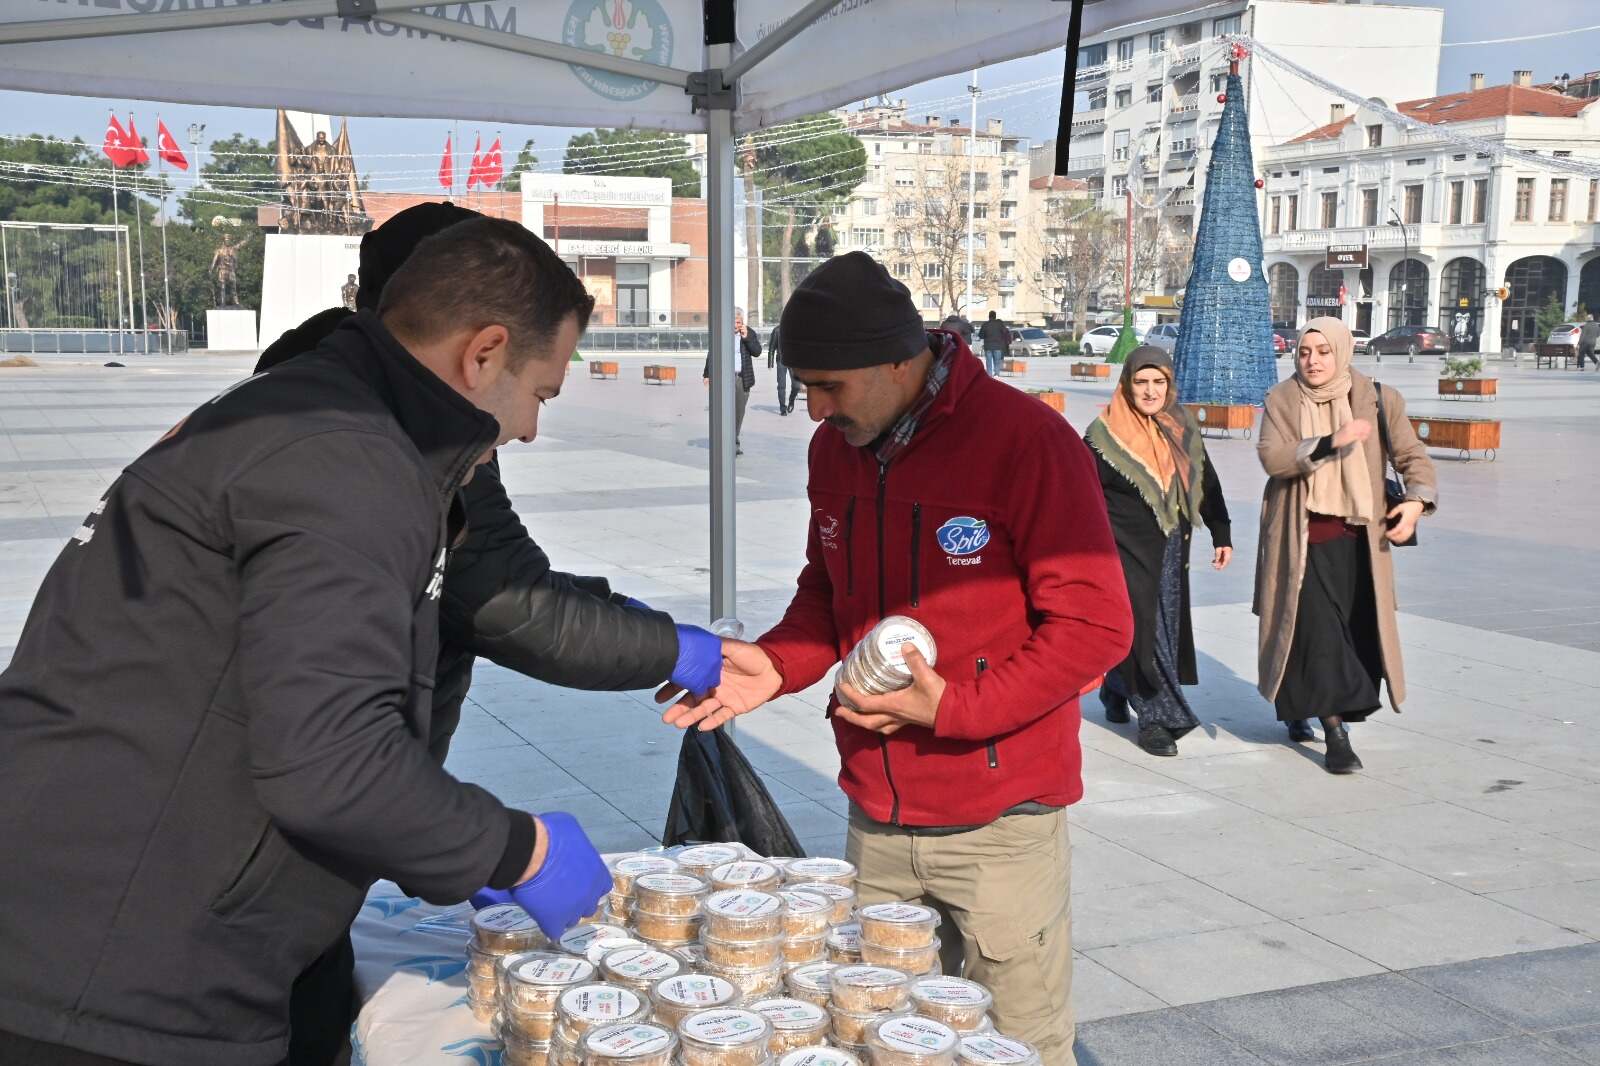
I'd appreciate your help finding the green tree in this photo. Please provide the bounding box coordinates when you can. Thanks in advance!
[752,114,866,310]
[563,128,699,197]
[501,139,539,192]
[1534,292,1569,340]
[176,133,276,224]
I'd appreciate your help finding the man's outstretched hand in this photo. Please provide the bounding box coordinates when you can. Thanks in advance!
[657,639,782,731]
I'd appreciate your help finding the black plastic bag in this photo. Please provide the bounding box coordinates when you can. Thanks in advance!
[661,727,805,857]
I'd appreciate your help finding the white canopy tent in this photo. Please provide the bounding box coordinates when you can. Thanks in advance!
[1,0,1192,621]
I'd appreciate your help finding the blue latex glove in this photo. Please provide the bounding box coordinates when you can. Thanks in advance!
[509,812,611,939]
[623,597,651,612]
[469,887,514,910]
[670,624,723,697]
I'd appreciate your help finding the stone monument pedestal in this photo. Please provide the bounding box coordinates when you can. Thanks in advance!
[258,233,363,349]
[205,308,258,352]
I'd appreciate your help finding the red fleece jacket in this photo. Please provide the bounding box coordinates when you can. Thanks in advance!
[756,342,1133,827]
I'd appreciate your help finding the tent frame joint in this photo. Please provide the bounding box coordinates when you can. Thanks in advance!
[687,69,737,112]
[336,0,377,19]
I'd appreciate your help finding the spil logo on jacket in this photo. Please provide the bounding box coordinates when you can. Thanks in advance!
[937,516,990,565]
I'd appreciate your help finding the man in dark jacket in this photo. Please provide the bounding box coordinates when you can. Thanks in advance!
[769,323,800,416]
[1579,315,1600,370]
[978,310,1011,376]
[704,307,760,454]
[0,220,663,1066]
[661,253,1133,1066]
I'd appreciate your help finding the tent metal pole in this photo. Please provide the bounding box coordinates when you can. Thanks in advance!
[706,40,738,624]
[721,0,839,84]
[385,14,690,88]
[0,0,429,45]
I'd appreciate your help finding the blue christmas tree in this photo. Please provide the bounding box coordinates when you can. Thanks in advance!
[1172,70,1276,406]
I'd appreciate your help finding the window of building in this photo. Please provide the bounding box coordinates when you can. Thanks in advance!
[923,262,943,279]
[924,229,939,245]
[1080,43,1107,68]
[870,165,883,184]
[972,172,989,192]
[1406,158,1426,166]
[1447,181,1463,224]
[1149,29,1166,52]
[615,262,650,326]
[1452,154,1466,162]
[1116,37,1134,62]
[1112,129,1130,162]
[1209,72,1228,94]
[1403,184,1423,224]
[892,261,912,278]
[1287,193,1299,230]
[1322,166,1340,174]
[918,141,932,154]
[895,168,914,187]
[852,227,883,248]
[1114,87,1133,108]
[1001,231,1015,251]
[1000,200,1015,219]
[972,203,989,220]
[860,198,878,217]
[1550,178,1569,221]
[894,200,914,218]
[1213,14,1242,36]
[1321,191,1338,228]
[1269,195,1281,234]
[1001,169,1016,191]
[922,294,941,310]
[1147,83,1164,103]
[1361,187,1379,226]
[1112,175,1129,196]
[1366,124,1383,148]
[1088,87,1107,111]
[896,232,912,251]
[1589,179,1600,222]
[1515,177,1535,221]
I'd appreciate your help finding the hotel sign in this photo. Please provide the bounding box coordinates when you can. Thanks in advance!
[1325,244,1368,269]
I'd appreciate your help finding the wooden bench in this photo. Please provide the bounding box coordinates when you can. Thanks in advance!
[643,364,677,385]
[1071,362,1111,379]
[1001,359,1028,376]
[589,360,619,380]
[1535,345,1577,370]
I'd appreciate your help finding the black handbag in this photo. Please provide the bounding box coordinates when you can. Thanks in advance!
[1372,381,1416,547]
[662,727,806,857]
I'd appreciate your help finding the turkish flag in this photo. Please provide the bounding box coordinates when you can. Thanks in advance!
[438,133,454,192]
[479,136,504,188]
[102,113,137,168]
[156,120,188,170]
[123,116,151,166]
[467,132,483,189]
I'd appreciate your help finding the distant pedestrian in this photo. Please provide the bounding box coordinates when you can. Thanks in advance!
[1255,317,1437,773]
[940,313,974,348]
[704,307,760,454]
[769,323,800,415]
[1578,315,1600,370]
[1090,347,1232,757]
[979,310,1010,376]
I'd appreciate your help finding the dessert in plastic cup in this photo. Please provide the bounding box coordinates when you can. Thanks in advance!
[865,1015,960,1066]
[580,1021,679,1066]
[676,1007,774,1066]
[473,903,548,954]
[908,977,993,1032]
[704,889,787,942]
[751,996,832,1055]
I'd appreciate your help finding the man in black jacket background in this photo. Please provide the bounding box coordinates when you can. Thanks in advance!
[704,306,760,454]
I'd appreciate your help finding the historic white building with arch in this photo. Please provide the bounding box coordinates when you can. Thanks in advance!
[1258,72,1600,353]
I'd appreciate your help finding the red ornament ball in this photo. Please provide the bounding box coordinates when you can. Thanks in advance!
[1254,178,1265,189]
[1217,93,1228,104]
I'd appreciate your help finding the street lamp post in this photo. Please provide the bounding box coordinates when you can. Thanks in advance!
[1386,206,1412,363]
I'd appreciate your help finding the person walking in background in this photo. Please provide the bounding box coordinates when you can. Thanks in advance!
[1255,317,1437,773]
[1578,314,1600,370]
[1089,347,1232,757]
[979,310,1010,376]
[940,313,974,349]
[769,322,800,415]
[704,307,761,453]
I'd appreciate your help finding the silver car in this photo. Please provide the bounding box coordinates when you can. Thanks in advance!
[1144,323,1180,352]
[1009,327,1058,359]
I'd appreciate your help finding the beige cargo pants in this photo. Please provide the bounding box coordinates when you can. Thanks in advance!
[846,804,1075,1066]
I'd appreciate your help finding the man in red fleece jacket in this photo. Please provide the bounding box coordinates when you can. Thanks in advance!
[663,253,1132,1065]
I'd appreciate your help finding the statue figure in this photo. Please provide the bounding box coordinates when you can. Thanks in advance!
[274,111,370,236]
[210,233,239,307]
[341,273,358,311]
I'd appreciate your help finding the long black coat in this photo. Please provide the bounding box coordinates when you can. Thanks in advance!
[1095,449,1231,698]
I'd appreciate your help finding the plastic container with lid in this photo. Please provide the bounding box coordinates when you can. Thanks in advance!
[703,890,786,942]
[501,1024,553,1066]
[781,858,858,888]
[580,1021,679,1066]
[829,966,913,1013]
[702,931,783,969]
[633,908,703,944]
[782,962,837,1008]
[776,891,832,938]
[826,924,862,964]
[466,992,498,1023]
[750,998,832,1055]
[779,1047,864,1066]
[467,943,504,979]
[710,860,783,893]
[907,978,992,1032]
[857,904,940,950]
[467,961,499,1004]
[836,618,938,705]
[676,1008,774,1066]
[650,974,742,1028]
[555,984,651,1044]
[611,855,682,896]
[673,844,747,879]
[474,904,549,955]
[633,874,710,917]
[860,936,940,976]
[780,932,828,968]
[601,947,683,993]
[864,1016,959,1066]
[704,958,785,1001]
[787,881,857,926]
[674,941,710,970]
[501,952,599,1014]
[829,1004,912,1046]
[559,923,631,959]
[550,1027,583,1066]
[954,1036,1039,1066]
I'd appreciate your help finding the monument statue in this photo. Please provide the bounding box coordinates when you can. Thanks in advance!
[341,273,359,311]
[210,232,239,307]
[274,111,370,236]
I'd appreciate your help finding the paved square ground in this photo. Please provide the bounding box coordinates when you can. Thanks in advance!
[2,348,1597,1063]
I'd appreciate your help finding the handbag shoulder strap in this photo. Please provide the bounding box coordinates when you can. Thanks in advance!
[1373,380,1402,482]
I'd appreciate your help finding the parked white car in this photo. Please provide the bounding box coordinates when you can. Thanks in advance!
[1009,327,1058,359]
[1143,323,1180,352]
[1077,325,1124,358]
[1350,329,1371,355]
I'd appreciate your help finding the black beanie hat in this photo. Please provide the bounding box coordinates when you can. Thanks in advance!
[779,251,929,370]
[356,201,481,309]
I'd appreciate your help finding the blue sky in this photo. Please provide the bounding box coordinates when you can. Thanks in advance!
[3,0,1597,180]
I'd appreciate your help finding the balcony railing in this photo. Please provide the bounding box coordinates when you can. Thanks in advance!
[1071,112,1107,135]
[1261,224,1442,253]
[1066,153,1106,173]
[1165,149,1197,170]
[997,275,1019,290]
[1168,94,1200,118]
[1168,188,1197,207]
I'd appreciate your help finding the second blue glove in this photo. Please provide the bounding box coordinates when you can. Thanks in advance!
[670,624,723,697]
[509,811,611,940]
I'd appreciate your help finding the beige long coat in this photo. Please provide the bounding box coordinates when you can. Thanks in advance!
[1253,370,1438,707]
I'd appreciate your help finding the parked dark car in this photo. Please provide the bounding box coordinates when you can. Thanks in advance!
[1369,325,1449,358]
[1271,327,1298,357]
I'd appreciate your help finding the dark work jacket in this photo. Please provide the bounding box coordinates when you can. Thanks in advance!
[0,313,537,1066]
[704,330,760,390]
[256,309,679,765]
[1094,448,1231,698]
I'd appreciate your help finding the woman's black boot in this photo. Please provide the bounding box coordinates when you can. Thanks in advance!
[1322,719,1362,774]
[1100,687,1130,725]
[1287,719,1316,743]
[1138,721,1178,757]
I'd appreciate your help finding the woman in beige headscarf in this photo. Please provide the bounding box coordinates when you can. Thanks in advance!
[1254,317,1437,773]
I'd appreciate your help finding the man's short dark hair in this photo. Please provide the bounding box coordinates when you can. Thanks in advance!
[378,216,595,367]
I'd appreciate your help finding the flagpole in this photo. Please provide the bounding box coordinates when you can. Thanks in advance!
[131,113,151,353]
[158,116,173,356]
[109,127,127,356]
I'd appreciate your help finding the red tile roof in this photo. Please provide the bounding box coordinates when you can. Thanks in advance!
[1287,83,1593,144]
[1029,175,1089,191]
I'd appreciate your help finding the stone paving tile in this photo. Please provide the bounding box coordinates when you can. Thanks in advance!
[1074,1009,1270,1065]
[1292,894,1590,971]
[1488,881,1600,940]
[1405,944,1600,1031]
[1543,1024,1600,1065]
[1072,952,1170,1024]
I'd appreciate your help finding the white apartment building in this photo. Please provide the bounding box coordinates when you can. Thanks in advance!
[830,100,1032,324]
[1260,72,1600,351]
[1063,0,1442,273]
